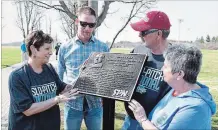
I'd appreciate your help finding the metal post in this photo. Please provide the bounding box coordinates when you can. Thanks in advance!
[178,18,184,43]
[103,98,115,130]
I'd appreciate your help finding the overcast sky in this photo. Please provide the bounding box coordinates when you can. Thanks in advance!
[1,1,218,44]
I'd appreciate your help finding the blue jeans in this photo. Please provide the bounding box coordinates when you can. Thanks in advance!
[121,115,143,130]
[64,105,103,130]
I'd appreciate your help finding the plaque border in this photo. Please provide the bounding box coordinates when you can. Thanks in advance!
[74,52,148,101]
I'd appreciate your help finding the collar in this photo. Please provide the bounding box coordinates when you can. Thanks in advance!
[75,35,95,44]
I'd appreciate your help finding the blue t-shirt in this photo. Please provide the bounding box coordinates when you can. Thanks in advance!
[8,63,66,130]
[124,45,171,119]
[20,42,27,53]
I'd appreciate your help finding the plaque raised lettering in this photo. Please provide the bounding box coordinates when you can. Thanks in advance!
[73,52,147,101]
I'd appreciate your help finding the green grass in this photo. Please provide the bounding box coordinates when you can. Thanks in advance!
[199,50,218,130]
[198,50,218,87]
[112,48,218,130]
[1,46,21,68]
[211,91,218,130]
[1,46,55,68]
[2,46,217,129]
[110,48,132,54]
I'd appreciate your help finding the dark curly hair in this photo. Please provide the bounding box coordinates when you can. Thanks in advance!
[25,30,53,56]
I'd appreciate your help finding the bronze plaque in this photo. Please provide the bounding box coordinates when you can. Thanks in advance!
[73,52,147,101]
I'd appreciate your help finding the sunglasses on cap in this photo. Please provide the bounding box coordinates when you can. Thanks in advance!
[140,29,159,37]
[79,21,96,28]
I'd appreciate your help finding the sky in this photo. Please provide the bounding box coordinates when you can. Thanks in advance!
[1,0,218,44]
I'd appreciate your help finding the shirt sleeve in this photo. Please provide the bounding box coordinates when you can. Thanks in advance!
[8,71,33,113]
[163,105,210,129]
[57,45,66,81]
[104,44,110,52]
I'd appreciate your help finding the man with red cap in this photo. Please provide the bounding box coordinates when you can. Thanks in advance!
[122,11,172,130]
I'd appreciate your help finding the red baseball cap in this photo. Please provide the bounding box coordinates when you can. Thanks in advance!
[131,11,171,31]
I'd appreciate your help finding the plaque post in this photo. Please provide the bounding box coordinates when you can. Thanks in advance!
[103,98,115,130]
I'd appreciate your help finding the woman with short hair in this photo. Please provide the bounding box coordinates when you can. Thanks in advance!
[8,30,79,130]
[129,43,216,130]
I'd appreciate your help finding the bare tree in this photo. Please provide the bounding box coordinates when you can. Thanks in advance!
[60,13,76,39]
[110,0,156,48]
[30,0,113,38]
[15,0,44,38]
[29,0,113,28]
[29,0,156,47]
[59,0,78,39]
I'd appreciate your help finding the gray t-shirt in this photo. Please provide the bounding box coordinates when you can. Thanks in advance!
[8,63,66,130]
[125,45,171,119]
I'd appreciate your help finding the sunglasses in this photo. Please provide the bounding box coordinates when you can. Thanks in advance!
[140,29,159,37]
[79,21,96,28]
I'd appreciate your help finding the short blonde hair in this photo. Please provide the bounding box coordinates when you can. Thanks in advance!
[77,6,96,18]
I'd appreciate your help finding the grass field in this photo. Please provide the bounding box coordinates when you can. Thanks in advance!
[2,46,218,129]
[1,46,21,68]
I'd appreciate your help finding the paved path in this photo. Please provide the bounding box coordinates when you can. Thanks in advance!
[1,53,57,129]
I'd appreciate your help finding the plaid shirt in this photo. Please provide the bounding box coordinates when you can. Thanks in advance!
[57,35,109,111]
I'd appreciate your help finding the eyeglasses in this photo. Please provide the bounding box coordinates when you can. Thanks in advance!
[140,29,159,37]
[79,21,96,28]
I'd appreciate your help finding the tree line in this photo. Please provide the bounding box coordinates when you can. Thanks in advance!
[196,35,218,43]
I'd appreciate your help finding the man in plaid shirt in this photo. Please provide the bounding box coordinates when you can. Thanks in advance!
[57,6,109,130]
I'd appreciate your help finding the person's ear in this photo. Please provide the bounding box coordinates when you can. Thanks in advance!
[157,30,162,36]
[30,45,34,52]
[75,18,79,25]
[176,70,184,80]
[30,45,37,56]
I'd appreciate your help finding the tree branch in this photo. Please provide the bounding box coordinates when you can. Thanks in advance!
[107,8,120,15]
[110,2,137,48]
[29,1,66,13]
[59,0,77,20]
[15,0,43,38]
[110,0,155,49]
[97,1,114,28]
[117,0,144,4]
